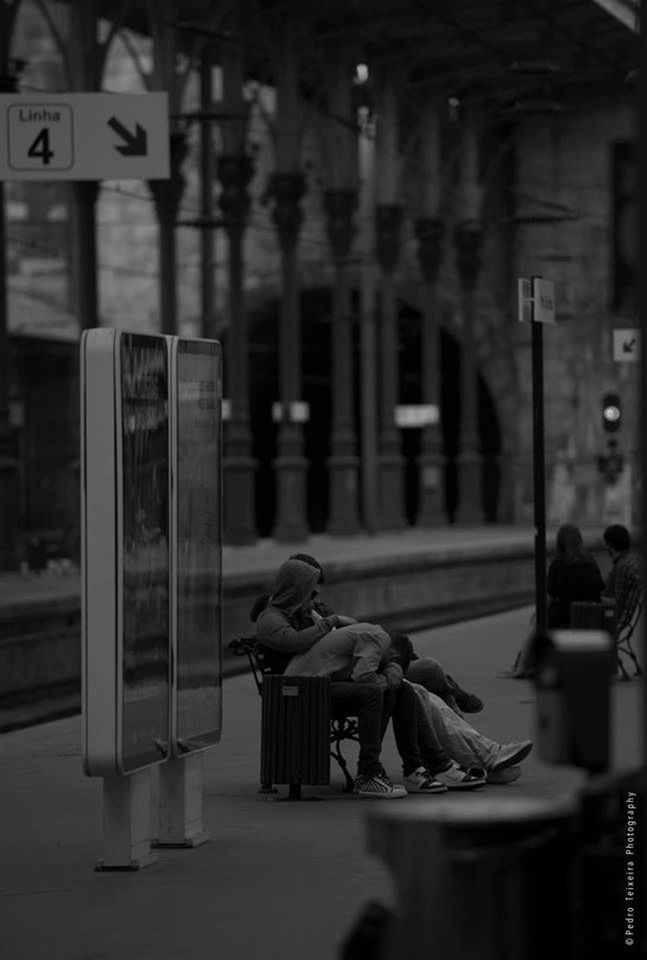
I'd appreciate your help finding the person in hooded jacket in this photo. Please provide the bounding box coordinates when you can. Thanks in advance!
[250,552,484,716]
[256,559,485,798]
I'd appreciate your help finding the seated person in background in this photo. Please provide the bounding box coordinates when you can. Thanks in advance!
[601,524,643,629]
[251,552,484,716]
[502,523,604,679]
[257,559,484,795]
[388,634,534,785]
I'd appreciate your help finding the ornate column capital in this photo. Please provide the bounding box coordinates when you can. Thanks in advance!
[268,172,306,250]
[375,204,404,275]
[453,219,483,292]
[415,217,444,286]
[218,154,254,230]
[323,189,358,262]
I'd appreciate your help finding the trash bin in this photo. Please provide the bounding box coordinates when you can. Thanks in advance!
[260,675,331,798]
[364,795,578,960]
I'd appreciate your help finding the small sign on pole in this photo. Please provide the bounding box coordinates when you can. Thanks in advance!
[532,277,556,324]
[394,404,439,428]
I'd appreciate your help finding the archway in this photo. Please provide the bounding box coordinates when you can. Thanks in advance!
[233,288,501,536]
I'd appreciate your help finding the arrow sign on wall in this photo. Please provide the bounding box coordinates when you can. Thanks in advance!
[107,117,147,156]
[613,328,640,362]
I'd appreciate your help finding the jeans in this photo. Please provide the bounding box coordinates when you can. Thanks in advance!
[406,658,461,713]
[382,681,450,776]
[330,681,384,778]
[410,682,500,769]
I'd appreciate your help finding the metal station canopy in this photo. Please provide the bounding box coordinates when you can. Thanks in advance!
[83,0,639,106]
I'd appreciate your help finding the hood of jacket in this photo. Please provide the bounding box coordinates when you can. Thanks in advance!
[269,559,320,615]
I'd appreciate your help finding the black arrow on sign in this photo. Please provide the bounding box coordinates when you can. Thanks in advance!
[107,116,148,156]
[622,338,637,353]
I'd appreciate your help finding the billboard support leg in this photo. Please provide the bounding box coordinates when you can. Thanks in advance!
[153,753,211,849]
[95,771,158,871]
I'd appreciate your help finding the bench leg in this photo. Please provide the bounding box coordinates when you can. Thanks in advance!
[331,746,356,793]
[623,640,643,676]
[616,655,631,681]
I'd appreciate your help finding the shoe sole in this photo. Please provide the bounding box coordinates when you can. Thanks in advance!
[354,792,408,799]
[492,742,533,772]
[486,765,522,785]
[437,779,486,790]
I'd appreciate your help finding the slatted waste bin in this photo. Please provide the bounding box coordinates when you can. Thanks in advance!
[570,602,616,673]
[363,795,579,960]
[260,675,331,798]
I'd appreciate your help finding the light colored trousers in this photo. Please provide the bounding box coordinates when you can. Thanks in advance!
[408,681,500,769]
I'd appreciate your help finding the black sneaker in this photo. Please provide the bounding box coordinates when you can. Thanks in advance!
[353,772,407,799]
[447,675,484,713]
[433,762,486,790]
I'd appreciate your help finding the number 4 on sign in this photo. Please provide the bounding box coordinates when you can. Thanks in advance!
[28,128,54,165]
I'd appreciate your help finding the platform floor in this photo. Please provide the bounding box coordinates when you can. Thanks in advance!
[0,605,642,960]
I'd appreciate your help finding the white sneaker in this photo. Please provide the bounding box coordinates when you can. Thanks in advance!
[486,765,522,785]
[353,771,407,799]
[491,741,533,773]
[433,762,486,790]
[404,767,448,794]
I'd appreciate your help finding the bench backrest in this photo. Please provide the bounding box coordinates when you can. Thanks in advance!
[228,636,293,695]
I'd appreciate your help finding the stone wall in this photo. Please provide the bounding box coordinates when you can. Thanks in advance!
[512,97,638,527]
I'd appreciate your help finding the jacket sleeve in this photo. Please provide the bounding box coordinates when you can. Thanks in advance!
[256,608,338,653]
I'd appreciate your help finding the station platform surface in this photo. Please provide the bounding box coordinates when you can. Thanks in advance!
[0,523,576,611]
[0,604,642,960]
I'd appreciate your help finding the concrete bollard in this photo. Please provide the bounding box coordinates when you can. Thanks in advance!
[365,795,578,960]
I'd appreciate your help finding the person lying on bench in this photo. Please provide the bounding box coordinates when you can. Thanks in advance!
[256,558,484,796]
[250,552,484,716]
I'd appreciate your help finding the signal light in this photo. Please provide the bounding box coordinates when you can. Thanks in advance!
[602,393,621,433]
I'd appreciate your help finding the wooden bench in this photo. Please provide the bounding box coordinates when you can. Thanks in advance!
[228,636,360,798]
[570,593,643,680]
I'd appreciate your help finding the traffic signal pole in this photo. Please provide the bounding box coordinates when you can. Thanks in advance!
[531,279,547,635]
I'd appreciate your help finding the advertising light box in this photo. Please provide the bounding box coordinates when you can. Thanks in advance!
[82,329,171,776]
[170,338,223,756]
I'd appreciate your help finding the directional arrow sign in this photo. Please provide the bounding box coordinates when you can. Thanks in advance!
[107,117,147,157]
[613,328,640,363]
[0,92,169,181]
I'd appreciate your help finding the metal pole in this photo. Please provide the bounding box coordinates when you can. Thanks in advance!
[199,49,215,339]
[531,277,547,635]
[72,182,100,329]
[358,111,377,534]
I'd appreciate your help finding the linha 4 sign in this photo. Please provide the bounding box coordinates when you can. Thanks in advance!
[0,92,170,181]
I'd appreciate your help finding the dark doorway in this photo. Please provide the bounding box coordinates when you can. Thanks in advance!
[235,288,501,536]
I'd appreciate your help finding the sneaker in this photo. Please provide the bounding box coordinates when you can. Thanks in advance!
[403,767,448,794]
[353,772,408,799]
[486,765,522,785]
[433,762,486,790]
[491,740,533,773]
[447,675,484,713]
